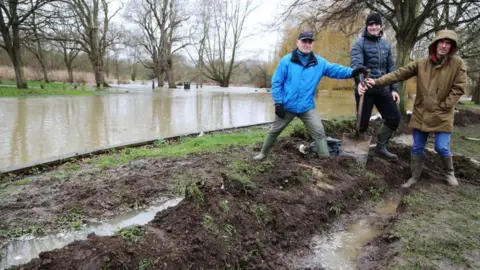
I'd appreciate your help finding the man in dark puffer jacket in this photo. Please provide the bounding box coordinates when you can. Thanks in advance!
[351,13,401,160]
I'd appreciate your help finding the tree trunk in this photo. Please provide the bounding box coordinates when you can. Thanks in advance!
[395,37,416,117]
[93,60,104,89]
[40,60,49,83]
[473,76,480,104]
[166,59,176,88]
[9,49,27,89]
[131,63,137,81]
[220,80,229,87]
[156,63,164,88]
[67,65,74,83]
[36,39,49,83]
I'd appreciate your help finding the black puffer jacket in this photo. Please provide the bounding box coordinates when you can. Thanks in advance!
[350,28,397,93]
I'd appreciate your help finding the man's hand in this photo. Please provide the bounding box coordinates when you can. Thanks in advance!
[364,78,375,88]
[358,82,368,96]
[275,104,285,119]
[392,91,400,105]
[352,66,368,78]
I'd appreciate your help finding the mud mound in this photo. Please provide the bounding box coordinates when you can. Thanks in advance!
[17,137,406,270]
[10,135,479,269]
[0,153,234,239]
[454,109,480,126]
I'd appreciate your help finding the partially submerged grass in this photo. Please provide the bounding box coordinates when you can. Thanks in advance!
[116,225,144,243]
[390,184,480,269]
[0,86,97,97]
[55,206,84,230]
[0,224,44,239]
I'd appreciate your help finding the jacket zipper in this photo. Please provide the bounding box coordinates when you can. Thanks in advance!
[377,40,382,73]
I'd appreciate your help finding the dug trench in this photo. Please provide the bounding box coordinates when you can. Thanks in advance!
[1,109,479,269]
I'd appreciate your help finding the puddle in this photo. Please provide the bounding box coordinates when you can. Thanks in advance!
[392,134,413,146]
[285,197,400,270]
[0,197,182,269]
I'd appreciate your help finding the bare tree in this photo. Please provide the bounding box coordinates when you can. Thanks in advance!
[201,0,255,87]
[22,0,55,83]
[0,0,53,88]
[68,0,123,88]
[49,7,82,83]
[123,32,140,81]
[125,0,189,88]
[185,0,210,88]
[282,0,480,115]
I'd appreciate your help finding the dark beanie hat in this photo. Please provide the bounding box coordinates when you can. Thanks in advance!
[366,13,382,26]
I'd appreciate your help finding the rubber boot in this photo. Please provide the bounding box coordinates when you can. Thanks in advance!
[315,138,330,158]
[401,155,425,188]
[253,134,277,161]
[374,124,398,160]
[441,156,459,186]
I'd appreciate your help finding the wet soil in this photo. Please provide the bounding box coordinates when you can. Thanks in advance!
[10,136,479,269]
[3,109,480,269]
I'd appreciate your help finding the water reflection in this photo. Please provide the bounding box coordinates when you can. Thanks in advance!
[0,86,366,169]
[0,197,182,269]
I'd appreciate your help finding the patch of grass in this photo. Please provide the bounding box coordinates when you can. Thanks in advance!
[154,138,167,147]
[55,206,84,230]
[219,199,230,214]
[368,186,384,202]
[253,204,267,222]
[458,100,480,110]
[202,214,218,233]
[172,172,204,207]
[87,128,268,168]
[289,122,311,139]
[230,173,256,190]
[116,225,144,243]
[451,126,480,160]
[390,185,480,269]
[202,214,235,238]
[232,160,253,176]
[0,225,44,238]
[51,170,72,181]
[185,183,204,207]
[138,258,154,270]
[0,86,97,97]
[12,178,33,185]
[254,160,274,173]
[59,161,81,171]
[300,170,314,184]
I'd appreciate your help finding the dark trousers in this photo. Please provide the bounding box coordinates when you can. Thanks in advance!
[355,90,401,132]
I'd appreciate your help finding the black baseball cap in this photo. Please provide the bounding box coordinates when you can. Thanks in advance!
[298,31,315,41]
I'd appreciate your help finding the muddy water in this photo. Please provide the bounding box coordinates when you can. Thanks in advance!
[0,197,182,269]
[0,85,367,170]
[285,197,400,269]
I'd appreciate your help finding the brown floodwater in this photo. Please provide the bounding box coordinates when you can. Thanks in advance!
[0,84,403,169]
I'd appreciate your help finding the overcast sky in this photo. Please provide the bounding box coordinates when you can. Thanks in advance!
[110,0,292,62]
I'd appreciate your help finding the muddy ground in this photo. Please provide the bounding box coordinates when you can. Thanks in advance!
[1,109,480,269]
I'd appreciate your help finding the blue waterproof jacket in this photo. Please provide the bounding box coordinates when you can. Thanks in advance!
[271,49,353,114]
[350,29,397,93]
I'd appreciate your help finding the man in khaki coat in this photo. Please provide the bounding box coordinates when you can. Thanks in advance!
[358,29,467,187]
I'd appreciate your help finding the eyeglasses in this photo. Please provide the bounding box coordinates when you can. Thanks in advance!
[301,39,314,44]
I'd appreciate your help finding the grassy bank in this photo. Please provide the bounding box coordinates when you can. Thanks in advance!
[0,80,96,97]
[389,183,480,269]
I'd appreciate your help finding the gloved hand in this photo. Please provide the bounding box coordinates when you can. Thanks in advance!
[275,104,285,119]
[351,66,368,78]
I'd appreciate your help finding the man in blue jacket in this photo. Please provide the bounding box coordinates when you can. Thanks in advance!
[350,13,401,160]
[254,31,366,161]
